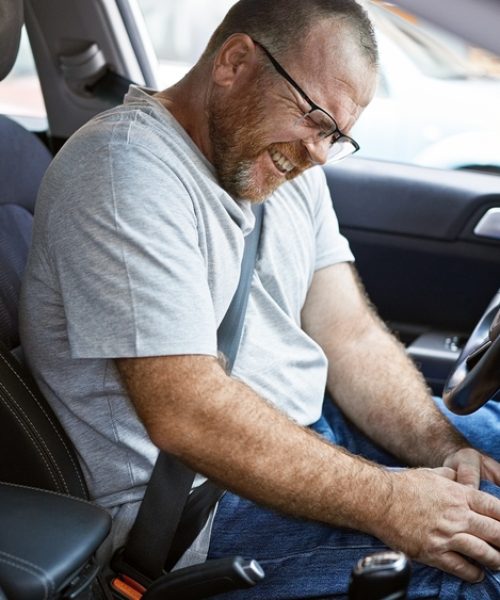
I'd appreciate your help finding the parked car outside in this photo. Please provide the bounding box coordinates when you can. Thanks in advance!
[353,3,500,173]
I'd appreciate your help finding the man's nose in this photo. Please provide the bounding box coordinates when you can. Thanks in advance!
[302,138,330,165]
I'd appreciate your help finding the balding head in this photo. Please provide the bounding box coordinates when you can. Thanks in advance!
[202,0,378,71]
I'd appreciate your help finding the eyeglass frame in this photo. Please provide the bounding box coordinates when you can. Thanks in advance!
[251,38,360,158]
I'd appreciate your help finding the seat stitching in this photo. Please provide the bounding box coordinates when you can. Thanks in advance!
[0,380,68,494]
[0,352,87,496]
[0,550,54,598]
[0,550,55,592]
[0,481,102,509]
[0,392,61,492]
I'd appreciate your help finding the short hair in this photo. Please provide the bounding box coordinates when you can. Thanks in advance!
[202,0,377,68]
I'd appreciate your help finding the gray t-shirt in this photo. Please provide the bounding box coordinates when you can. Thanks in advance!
[19,85,354,558]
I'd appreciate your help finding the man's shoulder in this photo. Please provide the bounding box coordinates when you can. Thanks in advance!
[43,97,207,203]
[72,100,180,159]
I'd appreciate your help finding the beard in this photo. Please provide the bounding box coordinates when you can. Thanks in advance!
[207,79,311,202]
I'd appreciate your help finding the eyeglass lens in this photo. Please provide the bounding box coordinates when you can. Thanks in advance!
[299,109,358,162]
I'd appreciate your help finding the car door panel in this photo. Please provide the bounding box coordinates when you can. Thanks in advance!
[325,158,500,390]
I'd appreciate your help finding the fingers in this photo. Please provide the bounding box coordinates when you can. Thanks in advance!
[470,512,500,549]
[424,511,500,582]
[456,459,481,489]
[437,551,484,584]
[451,533,500,573]
[386,468,500,583]
[469,488,500,522]
[444,448,482,489]
[442,447,500,489]
[445,488,500,580]
[482,454,500,486]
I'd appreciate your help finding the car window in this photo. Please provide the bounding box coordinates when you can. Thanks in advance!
[369,6,475,80]
[136,0,233,66]
[0,27,47,130]
[136,0,500,174]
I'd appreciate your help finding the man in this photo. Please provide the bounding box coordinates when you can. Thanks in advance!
[19,0,500,597]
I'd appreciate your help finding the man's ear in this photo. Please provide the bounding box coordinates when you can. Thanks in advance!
[212,34,258,87]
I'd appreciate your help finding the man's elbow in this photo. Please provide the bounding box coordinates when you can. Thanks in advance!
[116,354,230,457]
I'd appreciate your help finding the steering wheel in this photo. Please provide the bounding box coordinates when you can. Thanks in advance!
[443,294,500,415]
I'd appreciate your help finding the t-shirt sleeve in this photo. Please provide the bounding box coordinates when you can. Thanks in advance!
[49,141,217,359]
[312,167,354,271]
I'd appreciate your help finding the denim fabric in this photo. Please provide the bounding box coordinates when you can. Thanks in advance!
[207,399,500,599]
[435,397,500,460]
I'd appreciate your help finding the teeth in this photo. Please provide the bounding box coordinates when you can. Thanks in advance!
[270,150,294,173]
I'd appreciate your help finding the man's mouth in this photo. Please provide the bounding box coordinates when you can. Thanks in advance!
[269,148,294,174]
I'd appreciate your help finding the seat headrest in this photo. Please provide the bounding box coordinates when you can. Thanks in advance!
[0,0,24,81]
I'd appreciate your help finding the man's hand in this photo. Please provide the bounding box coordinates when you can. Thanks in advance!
[443,447,500,489]
[378,468,500,583]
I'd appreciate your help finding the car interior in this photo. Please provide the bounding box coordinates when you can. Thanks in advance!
[0,0,499,598]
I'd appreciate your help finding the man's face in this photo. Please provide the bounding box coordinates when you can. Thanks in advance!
[208,70,313,203]
[208,26,377,203]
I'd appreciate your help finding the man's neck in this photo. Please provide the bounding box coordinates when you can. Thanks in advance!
[154,71,213,163]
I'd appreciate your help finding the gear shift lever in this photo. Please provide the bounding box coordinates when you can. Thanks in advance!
[348,551,411,600]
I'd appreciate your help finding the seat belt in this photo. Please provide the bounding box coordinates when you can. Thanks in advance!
[114,203,264,587]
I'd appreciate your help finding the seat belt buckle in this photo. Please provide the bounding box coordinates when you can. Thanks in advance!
[110,574,146,600]
[110,548,152,600]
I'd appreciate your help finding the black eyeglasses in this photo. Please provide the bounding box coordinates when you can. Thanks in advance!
[252,39,360,163]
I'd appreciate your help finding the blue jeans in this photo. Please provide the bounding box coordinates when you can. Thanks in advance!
[434,397,500,460]
[207,398,500,599]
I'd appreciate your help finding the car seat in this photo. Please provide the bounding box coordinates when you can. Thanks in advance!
[0,113,92,496]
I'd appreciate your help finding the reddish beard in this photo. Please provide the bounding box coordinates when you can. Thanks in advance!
[208,84,312,202]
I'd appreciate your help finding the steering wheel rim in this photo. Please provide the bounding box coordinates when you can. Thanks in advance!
[443,305,500,415]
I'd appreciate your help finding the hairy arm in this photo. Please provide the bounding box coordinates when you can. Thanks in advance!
[117,353,392,532]
[301,261,468,467]
[117,326,500,581]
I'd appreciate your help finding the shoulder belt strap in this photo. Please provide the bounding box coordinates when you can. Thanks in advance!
[119,203,264,582]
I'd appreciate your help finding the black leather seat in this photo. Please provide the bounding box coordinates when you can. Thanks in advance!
[0,482,111,599]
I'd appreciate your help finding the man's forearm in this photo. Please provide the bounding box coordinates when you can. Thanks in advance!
[117,355,394,536]
[300,262,468,468]
[117,354,500,583]
[325,313,468,467]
